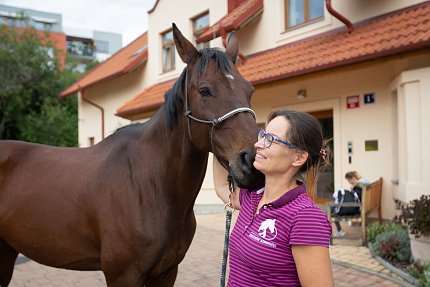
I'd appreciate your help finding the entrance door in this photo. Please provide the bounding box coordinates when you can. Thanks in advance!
[308,110,334,203]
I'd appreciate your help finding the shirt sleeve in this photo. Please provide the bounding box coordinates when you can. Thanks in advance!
[289,206,332,247]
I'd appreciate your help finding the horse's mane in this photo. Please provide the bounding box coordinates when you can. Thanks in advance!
[163,48,233,129]
[112,122,143,136]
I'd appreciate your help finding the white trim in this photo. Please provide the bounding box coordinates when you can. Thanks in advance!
[30,15,57,24]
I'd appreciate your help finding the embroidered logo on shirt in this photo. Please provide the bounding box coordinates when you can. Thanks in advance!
[258,219,277,240]
[248,218,278,248]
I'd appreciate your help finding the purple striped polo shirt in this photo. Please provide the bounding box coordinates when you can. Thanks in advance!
[227,184,332,287]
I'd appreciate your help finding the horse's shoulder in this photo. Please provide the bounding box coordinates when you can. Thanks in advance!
[0,140,32,167]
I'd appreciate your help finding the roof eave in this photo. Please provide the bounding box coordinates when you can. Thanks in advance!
[250,42,430,86]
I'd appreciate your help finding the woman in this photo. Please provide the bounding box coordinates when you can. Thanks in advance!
[345,171,370,190]
[214,109,334,286]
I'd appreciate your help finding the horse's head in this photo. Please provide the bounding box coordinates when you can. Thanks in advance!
[172,23,264,189]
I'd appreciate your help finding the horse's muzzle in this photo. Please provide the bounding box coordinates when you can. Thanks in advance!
[231,150,265,189]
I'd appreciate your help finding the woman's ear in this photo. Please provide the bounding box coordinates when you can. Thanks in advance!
[292,151,308,167]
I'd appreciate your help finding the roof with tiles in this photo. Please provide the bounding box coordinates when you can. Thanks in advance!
[197,0,264,43]
[116,78,176,118]
[117,1,430,119]
[238,2,430,85]
[60,32,148,97]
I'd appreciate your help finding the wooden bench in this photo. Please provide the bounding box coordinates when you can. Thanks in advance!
[326,177,383,245]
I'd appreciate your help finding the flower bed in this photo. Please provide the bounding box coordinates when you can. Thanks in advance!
[367,222,430,286]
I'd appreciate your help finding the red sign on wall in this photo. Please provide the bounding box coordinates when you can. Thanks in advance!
[347,95,360,109]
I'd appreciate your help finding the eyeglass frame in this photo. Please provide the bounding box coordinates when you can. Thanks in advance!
[257,129,300,149]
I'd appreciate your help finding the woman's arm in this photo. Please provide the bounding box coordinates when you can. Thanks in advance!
[213,157,240,210]
[292,245,334,287]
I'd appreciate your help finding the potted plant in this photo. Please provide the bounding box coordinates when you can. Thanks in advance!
[395,195,430,261]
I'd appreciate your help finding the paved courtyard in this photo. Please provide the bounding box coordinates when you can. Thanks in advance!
[10,212,412,286]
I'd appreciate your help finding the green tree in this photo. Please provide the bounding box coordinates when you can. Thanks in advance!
[0,18,80,146]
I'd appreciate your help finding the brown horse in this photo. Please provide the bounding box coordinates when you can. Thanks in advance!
[0,24,264,286]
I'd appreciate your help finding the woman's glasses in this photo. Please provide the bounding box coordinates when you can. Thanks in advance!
[257,129,299,149]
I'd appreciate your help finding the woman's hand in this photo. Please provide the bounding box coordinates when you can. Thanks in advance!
[213,157,240,210]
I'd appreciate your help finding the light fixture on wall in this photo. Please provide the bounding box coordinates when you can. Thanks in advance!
[297,89,307,99]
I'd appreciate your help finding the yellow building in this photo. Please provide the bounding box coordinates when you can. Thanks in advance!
[62,0,430,219]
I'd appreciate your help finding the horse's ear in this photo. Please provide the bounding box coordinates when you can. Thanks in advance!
[225,32,239,64]
[172,23,199,64]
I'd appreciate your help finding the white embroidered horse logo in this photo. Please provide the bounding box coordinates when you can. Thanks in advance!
[258,219,277,240]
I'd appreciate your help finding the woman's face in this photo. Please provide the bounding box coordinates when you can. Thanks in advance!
[347,177,359,187]
[253,116,300,175]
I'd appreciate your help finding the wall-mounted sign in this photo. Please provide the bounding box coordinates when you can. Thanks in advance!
[365,140,378,151]
[347,95,360,109]
[364,93,375,104]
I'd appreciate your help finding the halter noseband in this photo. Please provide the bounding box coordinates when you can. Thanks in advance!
[183,70,257,162]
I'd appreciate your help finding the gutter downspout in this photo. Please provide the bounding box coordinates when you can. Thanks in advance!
[325,0,353,33]
[78,84,105,140]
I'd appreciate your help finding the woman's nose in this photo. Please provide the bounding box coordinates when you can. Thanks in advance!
[254,137,264,149]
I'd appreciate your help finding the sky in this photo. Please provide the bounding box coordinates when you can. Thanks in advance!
[0,0,157,46]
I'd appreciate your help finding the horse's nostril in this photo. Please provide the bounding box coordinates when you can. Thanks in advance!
[244,152,253,167]
[233,149,265,188]
[238,150,255,174]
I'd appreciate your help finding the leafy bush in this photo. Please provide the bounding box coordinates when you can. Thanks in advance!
[395,195,430,238]
[372,229,411,264]
[407,261,430,287]
[367,222,405,244]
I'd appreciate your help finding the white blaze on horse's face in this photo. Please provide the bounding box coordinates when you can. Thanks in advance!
[225,74,234,80]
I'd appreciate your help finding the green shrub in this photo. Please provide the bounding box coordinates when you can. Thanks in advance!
[407,261,430,287]
[367,222,405,244]
[372,229,411,264]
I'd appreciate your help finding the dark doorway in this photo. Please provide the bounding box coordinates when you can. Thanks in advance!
[308,109,334,203]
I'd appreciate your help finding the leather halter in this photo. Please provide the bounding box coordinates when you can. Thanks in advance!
[183,70,256,164]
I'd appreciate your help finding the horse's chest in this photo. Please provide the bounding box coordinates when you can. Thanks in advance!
[145,219,196,276]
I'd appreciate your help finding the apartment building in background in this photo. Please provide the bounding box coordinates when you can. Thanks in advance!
[0,4,122,71]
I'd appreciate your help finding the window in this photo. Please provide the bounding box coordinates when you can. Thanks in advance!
[67,37,95,57]
[285,0,324,29]
[193,12,210,50]
[162,30,175,72]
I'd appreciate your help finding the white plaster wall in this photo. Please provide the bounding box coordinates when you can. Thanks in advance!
[198,50,430,214]
[231,0,425,56]
[76,0,430,214]
[78,65,146,147]
[220,51,428,219]
[390,67,430,203]
[147,0,226,85]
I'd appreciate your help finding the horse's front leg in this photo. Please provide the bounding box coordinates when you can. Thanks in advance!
[0,239,18,287]
[104,266,146,287]
[145,265,178,287]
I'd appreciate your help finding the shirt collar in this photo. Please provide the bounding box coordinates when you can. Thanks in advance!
[271,184,306,208]
[247,182,306,208]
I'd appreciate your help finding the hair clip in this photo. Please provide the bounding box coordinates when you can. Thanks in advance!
[320,148,327,161]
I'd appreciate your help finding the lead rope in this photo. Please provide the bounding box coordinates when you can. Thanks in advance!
[220,172,235,287]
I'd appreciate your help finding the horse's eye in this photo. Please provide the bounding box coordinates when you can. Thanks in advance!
[198,87,212,97]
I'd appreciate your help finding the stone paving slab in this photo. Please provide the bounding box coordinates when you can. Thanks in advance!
[9,212,411,286]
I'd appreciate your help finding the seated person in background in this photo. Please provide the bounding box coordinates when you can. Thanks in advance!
[332,171,369,237]
[345,171,370,189]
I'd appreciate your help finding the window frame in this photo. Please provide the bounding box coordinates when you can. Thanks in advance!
[161,29,175,73]
[284,0,324,30]
[192,11,210,50]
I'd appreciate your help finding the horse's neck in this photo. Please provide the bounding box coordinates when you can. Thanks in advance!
[144,111,209,204]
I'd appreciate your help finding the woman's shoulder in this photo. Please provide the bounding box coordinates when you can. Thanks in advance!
[293,193,318,208]
[292,194,328,219]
